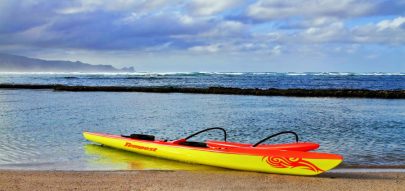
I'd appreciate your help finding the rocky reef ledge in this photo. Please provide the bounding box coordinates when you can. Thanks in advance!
[1,84,404,99]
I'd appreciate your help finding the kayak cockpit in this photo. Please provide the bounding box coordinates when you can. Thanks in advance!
[121,134,155,141]
[120,127,318,151]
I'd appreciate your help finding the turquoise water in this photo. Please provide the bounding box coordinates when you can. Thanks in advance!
[0,89,404,170]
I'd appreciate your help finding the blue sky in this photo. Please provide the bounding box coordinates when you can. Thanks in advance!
[0,0,404,72]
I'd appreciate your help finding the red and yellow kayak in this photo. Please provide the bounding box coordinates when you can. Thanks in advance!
[83,131,342,175]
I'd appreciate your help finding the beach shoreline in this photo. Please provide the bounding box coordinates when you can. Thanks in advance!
[0,170,403,191]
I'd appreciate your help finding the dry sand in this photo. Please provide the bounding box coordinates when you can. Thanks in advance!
[0,170,403,191]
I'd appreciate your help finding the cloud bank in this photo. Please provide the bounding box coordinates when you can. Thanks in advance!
[0,0,404,72]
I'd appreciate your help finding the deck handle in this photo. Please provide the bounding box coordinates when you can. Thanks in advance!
[252,131,299,147]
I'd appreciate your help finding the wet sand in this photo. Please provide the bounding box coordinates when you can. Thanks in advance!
[0,170,403,191]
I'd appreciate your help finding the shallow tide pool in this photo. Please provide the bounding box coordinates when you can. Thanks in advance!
[0,90,404,170]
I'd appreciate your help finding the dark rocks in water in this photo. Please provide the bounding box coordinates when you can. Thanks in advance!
[0,84,55,89]
[0,84,404,99]
[0,53,134,73]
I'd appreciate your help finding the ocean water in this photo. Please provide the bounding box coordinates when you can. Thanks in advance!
[0,73,404,170]
[0,89,404,170]
[0,72,405,90]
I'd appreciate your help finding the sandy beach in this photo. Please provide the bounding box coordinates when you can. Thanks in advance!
[0,170,403,191]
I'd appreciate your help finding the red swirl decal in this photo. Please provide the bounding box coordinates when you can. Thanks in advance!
[262,156,323,173]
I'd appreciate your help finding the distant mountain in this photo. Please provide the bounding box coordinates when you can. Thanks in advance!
[0,53,134,72]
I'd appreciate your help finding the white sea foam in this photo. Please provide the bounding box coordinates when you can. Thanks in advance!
[285,72,308,76]
[0,71,404,76]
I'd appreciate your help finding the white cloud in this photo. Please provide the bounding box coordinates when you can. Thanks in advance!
[269,45,282,55]
[189,0,241,16]
[197,20,246,38]
[377,16,405,31]
[301,21,345,43]
[57,0,177,14]
[189,44,221,53]
[349,17,405,44]
[247,0,374,20]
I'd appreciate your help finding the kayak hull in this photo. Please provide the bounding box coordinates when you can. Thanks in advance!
[83,132,342,175]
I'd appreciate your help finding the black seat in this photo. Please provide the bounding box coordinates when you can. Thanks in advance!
[180,141,207,148]
[122,134,155,141]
